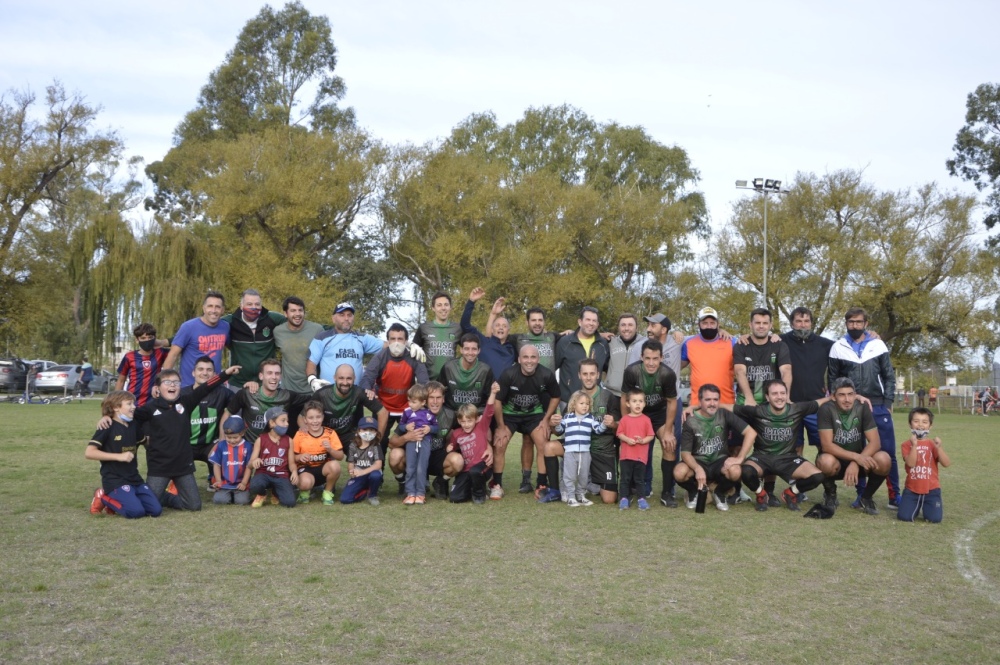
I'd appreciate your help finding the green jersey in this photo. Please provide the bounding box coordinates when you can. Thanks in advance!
[227,387,312,442]
[733,339,791,405]
[681,409,748,464]
[734,401,819,456]
[314,385,384,441]
[585,386,620,455]
[512,332,559,370]
[438,358,494,411]
[816,400,876,454]
[413,321,461,378]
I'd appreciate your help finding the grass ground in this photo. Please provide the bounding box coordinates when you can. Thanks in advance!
[0,402,998,664]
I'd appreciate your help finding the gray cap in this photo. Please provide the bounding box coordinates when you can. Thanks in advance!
[643,313,671,329]
[263,406,287,423]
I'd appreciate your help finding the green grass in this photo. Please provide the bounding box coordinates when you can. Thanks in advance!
[1,402,998,664]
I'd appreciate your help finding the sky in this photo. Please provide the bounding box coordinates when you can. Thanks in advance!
[3,0,998,232]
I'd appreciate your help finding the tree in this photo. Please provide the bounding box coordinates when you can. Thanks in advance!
[378,106,706,330]
[947,83,1000,235]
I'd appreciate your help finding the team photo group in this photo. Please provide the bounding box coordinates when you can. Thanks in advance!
[86,286,949,524]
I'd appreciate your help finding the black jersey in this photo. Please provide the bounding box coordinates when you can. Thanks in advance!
[620,362,678,417]
[227,388,313,442]
[497,365,560,416]
[816,400,877,454]
[733,339,791,405]
[89,421,146,492]
[681,409,747,464]
[735,401,819,456]
[438,358,494,411]
[181,384,233,447]
[314,385,384,441]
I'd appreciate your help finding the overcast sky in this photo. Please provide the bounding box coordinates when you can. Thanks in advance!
[4,0,998,231]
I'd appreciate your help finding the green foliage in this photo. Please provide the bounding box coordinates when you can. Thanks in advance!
[947,83,1000,234]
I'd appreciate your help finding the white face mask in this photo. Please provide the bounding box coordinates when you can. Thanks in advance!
[388,342,406,357]
[359,430,376,442]
[911,428,930,439]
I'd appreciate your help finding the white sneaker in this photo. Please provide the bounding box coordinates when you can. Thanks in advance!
[577,496,594,506]
[685,491,697,509]
[489,484,504,500]
[566,498,581,507]
[736,488,753,504]
[714,491,729,512]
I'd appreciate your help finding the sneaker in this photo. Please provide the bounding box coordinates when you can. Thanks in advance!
[577,496,594,507]
[823,492,838,510]
[713,491,729,511]
[367,496,380,507]
[726,493,739,506]
[489,484,504,501]
[800,493,810,503]
[766,492,782,507]
[637,497,651,511]
[619,498,630,510]
[206,482,218,492]
[887,497,899,510]
[322,490,335,505]
[269,493,280,506]
[566,497,581,507]
[403,495,416,505]
[414,495,425,505]
[850,496,862,509]
[859,497,879,515]
[781,488,800,511]
[251,494,266,508]
[736,488,753,504]
[90,488,106,515]
[297,491,310,504]
[166,481,179,496]
[538,488,562,504]
[586,482,602,495]
[472,495,486,505]
[660,493,678,508]
[755,491,769,512]
[432,476,449,500]
[685,491,697,509]
[518,479,533,494]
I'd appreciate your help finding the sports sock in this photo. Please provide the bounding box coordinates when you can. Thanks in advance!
[741,466,763,495]
[764,476,776,495]
[677,477,698,496]
[822,477,837,495]
[493,472,503,487]
[794,473,825,493]
[715,477,735,495]
[660,459,676,496]
[545,456,560,489]
[521,469,531,483]
[861,473,886,499]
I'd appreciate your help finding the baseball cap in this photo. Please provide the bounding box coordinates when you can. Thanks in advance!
[643,313,671,330]
[334,302,355,314]
[263,406,287,423]
[222,415,245,434]
[357,416,377,430]
[697,307,719,322]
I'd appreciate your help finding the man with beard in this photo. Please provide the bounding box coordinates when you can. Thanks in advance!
[314,364,388,446]
[460,287,517,382]
[605,313,641,398]
[272,296,325,395]
[222,359,314,442]
[509,307,562,371]
[222,289,286,391]
[780,306,834,453]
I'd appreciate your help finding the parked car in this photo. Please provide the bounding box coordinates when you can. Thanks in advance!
[25,359,59,373]
[35,365,83,393]
[89,369,115,394]
[0,358,30,392]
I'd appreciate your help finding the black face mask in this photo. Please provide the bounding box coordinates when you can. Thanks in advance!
[700,327,719,340]
[139,339,156,352]
[847,328,865,341]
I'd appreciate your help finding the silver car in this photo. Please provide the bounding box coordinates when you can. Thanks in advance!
[35,365,83,393]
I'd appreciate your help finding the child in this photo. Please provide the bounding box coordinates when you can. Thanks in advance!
[617,389,655,511]
[553,390,613,507]
[293,401,344,505]
[340,417,384,506]
[85,390,162,518]
[208,416,254,505]
[447,382,498,504]
[115,322,168,407]
[399,384,439,505]
[248,407,298,508]
[898,407,951,523]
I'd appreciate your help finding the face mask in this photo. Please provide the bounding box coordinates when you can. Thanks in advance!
[138,339,156,352]
[847,328,865,341]
[388,342,406,357]
[792,329,811,341]
[119,414,133,423]
[359,430,376,442]
[242,307,262,322]
[911,428,930,439]
[700,327,719,340]
[273,425,288,436]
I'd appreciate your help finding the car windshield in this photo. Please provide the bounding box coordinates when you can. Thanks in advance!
[48,365,74,372]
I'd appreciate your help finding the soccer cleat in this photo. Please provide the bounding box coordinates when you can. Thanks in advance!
[887,497,899,510]
[403,495,416,505]
[685,490,698,509]
[577,496,594,507]
[766,492,782,507]
[414,495,425,505]
[660,493,678,508]
[472,495,486,505]
[859,497,879,515]
[322,490,335,505]
[823,492,838,510]
[367,496,380,507]
[395,473,406,495]
[538,488,562,504]
[850,496,862,509]
[251,494,266,508]
[297,491,310,504]
[489,484,505,501]
[637,497,651,511]
[755,491,769,512]
[166,481,178,496]
[432,476,449,500]
[90,488,106,515]
[619,498,630,510]
[714,491,729,512]
[781,488,800,511]
[566,498,581,507]
[519,479,534,494]
[800,493,810,503]
[736,488,753,504]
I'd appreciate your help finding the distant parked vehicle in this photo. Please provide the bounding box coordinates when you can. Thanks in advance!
[25,359,58,372]
[89,369,114,394]
[0,358,30,392]
[35,365,83,393]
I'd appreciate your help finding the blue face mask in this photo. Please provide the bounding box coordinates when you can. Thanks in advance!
[273,425,288,436]
[119,414,133,423]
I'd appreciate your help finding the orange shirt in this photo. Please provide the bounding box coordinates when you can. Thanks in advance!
[293,427,342,467]
[682,336,735,406]
[902,438,940,494]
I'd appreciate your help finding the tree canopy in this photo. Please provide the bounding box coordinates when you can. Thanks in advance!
[947,82,1000,235]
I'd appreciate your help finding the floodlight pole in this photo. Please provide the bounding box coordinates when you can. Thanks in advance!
[735,179,786,307]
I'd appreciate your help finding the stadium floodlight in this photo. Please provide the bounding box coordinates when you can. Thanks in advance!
[735,177,788,305]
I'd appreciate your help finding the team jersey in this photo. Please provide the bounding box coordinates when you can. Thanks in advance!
[512,332,559,370]
[733,339,791,405]
[273,320,325,394]
[314,385,384,441]
[735,401,820,456]
[171,317,230,388]
[901,438,941,494]
[222,309,286,388]
[449,403,494,469]
[88,421,146,493]
[227,388,313,442]
[682,335,736,406]
[496,364,560,416]
[816,400,877,454]
[362,352,423,414]
[208,439,253,488]
[429,407,456,451]
[780,331,834,402]
[438,358,494,411]
[253,432,293,478]
[585,386,620,455]
[180,383,233,447]
[681,409,748,464]
[308,330,384,384]
[620,362,678,420]
[347,441,383,470]
[117,348,169,407]
[413,321,462,377]
[293,427,342,468]
[617,413,654,463]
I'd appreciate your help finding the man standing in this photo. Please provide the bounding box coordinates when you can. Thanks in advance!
[439,333,494,412]
[780,306,834,452]
[828,307,900,508]
[734,308,792,406]
[460,287,517,381]
[412,291,462,378]
[604,313,641,397]
[314,364,388,444]
[493,345,561,500]
[620,340,679,506]
[272,296,324,394]
[681,307,736,409]
[164,290,230,388]
[554,306,609,404]
[306,302,386,387]
[222,288,286,391]
[509,307,561,371]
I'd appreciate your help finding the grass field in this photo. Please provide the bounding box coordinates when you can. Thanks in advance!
[1,402,998,664]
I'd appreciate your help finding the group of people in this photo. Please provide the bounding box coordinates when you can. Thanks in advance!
[85,288,950,524]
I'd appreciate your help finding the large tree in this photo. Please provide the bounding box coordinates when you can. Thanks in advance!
[947,83,1000,235]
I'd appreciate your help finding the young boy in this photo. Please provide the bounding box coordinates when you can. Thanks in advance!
[399,384,439,505]
[446,382,498,504]
[115,322,170,407]
[617,389,655,511]
[340,417,384,506]
[209,415,254,505]
[86,390,162,518]
[293,401,344,505]
[898,407,951,523]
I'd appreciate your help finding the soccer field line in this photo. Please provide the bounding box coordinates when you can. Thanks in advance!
[954,509,1000,606]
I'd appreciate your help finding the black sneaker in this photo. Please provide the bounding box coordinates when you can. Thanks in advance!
[858,497,879,515]
[432,476,449,500]
[781,488,800,511]
[767,492,782,508]
[755,491,769,512]
[518,479,533,494]
[472,495,486,505]
[823,492,838,510]
[660,493,678,508]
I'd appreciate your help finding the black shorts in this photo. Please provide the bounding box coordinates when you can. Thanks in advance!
[746,452,807,482]
[503,413,544,436]
[589,449,618,490]
[815,453,870,483]
[694,457,731,484]
[299,466,327,485]
[428,447,446,477]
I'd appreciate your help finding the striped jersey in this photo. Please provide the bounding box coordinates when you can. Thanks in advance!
[117,348,169,407]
